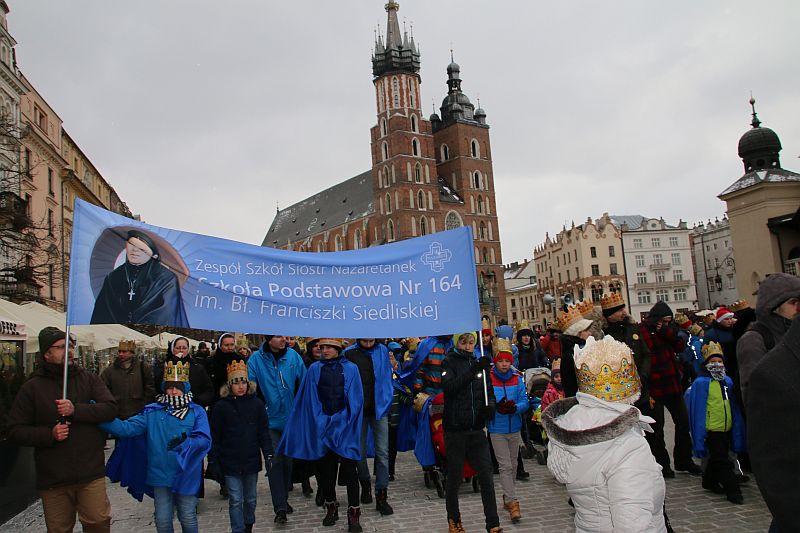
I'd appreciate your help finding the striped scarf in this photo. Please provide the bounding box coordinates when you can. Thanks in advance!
[156,391,193,419]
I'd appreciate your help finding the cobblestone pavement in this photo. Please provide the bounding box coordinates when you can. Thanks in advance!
[3,423,773,533]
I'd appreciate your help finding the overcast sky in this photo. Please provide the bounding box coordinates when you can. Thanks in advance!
[9,1,800,263]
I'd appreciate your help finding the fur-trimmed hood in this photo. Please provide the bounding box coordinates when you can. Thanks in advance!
[542,393,652,447]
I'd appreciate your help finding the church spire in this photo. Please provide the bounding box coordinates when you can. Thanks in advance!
[372,1,420,78]
[749,94,761,128]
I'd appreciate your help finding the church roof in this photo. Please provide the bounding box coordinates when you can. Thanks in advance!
[262,171,374,247]
[609,215,646,231]
[719,168,800,197]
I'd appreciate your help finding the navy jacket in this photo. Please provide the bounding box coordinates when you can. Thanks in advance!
[209,393,273,476]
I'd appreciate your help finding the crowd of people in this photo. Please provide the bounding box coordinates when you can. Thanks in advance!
[5,271,799,532]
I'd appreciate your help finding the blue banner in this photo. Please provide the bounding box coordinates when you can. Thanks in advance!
[67,200,481,337]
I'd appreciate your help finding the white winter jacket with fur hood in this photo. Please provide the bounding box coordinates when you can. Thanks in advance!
[542,393,667,533]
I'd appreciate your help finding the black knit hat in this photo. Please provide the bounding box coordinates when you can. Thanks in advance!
[39,326,66,355]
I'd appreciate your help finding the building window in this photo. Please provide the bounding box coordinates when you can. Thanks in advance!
[482,248,489,263]
[383,166,390,187]
[471,139,480,158]
[412,163,421,183]
[385,193,392,213]
[673,288,687,301]
[445,211,462,230]
[655,270,666,283]
[354,230,362,250]
[335,235,343,251]
[410,114,418,132]
[655,289,669,302]
[671,252,681,265]
[591,264,600,276]
[608,245,615,257]
[653,254,663,265]
[441,144,449,161]
[392,77,400,107]
[610,263,618,275]
[47,209,54,236]
[511,298,516,308]
[412,138,420,156]
[591,286,603,302]
[473,171,482,189]
[708,278,716,293]
[380,118,387,136]
[479,222,487,240]
[34,105,47,130]
[669,236,679,247]
[387,220,395,241]
[417,190,426,210]
[636,272,647,284]
[633,238,642,249]
[638,291,652,304]
[635,255,645,267]
[590,246,597,258]
[673,269,683,281]
[382,142,388,161]
[420,216,428,236]
[48,168,54,196]
[652,237,661,248]
[477,196,484,214]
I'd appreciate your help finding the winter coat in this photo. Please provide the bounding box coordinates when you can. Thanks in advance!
[540,382,564,413]
[684,376,746,458]
[540,333,562,360]
[247,343,306,431]
[441,349,496,432]
[640,322,685,399]
[487,368,529,434]
[747,316,800,533]
[516,328,549,371]
[8,362,117,490]
[153,355,214,407]
[604,317,652,393]
[343,342,393,420]
[209,391,273,476]
[101,358,156,420]
[737,273,800,407]
[542,394,667,533]
[101,402,210,494]
[559,334,585,398]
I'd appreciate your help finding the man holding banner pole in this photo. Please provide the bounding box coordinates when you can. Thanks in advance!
[343,338,394,515]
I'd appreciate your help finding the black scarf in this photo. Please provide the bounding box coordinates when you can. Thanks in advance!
[156,391,193,419]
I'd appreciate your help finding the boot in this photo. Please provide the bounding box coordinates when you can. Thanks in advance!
[244,525,253,533]
[315,489,325,507]
[487,527,504,533]
[359,479,372,504]
[448,518,466,533]
[274,510,287,525]
[504,499,521,523]
[347,506,363,533]
[302,478,314,497]
[375,488,394,515]
[322,501,339,526]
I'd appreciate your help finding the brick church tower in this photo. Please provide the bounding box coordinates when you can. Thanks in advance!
[264,1,507,323]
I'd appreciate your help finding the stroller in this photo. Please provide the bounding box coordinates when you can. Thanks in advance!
[521,367,551,465]
[425,392,480,498]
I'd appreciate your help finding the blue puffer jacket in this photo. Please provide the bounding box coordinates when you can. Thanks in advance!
[684,376,746,458]
[247,344,307,431]
[486,367,529,435]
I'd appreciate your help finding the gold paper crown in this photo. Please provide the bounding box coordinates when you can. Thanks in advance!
[226,359,248,384]
[575,299,594,318]
[729,299,749,312]
[600,292,625,311]
[492,337,513,355]
[701,341,724,361]
[575,337,641,403]
[555,305,585,333]
[118,339,136,352]
[518,319,531,330]
[481,317,491,331]
[163,360,190,383]
[675,313,691,326]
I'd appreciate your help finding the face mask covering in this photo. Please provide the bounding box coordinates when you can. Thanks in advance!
[706,362,726,382]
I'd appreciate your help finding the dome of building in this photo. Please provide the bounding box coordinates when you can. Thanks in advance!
[737,126,781,159]
[474,107,486,118]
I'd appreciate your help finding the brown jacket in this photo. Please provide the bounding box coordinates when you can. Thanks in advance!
[101,358,155,419]
[8,362,117,490]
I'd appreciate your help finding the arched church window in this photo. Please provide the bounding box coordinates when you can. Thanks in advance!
[385,193,392,213]
[445,211,462,230]
[335,235,343,252]
[392,77,400,108]
[383,166,390,187]
[382,142,389,161]
[471,139,480,158]
[473,171,482,189]
[417,190,426,210]
[411,114,418,133]
[441,144,449,161]
[479,222,487,240]
[477,196,484,214]
[420,216,428,236]
[414,163,422,183]
[387,219,395,241]
[354,230,362,250]
[412,138,420,157]
[380,118,387,136]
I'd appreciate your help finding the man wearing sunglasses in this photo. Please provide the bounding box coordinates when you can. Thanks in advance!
[8,327,117,533]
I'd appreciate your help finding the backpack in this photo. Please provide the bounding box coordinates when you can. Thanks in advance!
[745,321,775,351]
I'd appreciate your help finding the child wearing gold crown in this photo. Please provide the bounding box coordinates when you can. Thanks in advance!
[542,336,668,533]
[100,359,211,533]
[684,342,746,505]
[208,358,274,533]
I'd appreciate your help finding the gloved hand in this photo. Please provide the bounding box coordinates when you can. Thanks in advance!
[497,400,517,414]
[481,404,496,420]
[167,432,187,451]
[471,356,491,375]
[264,455,273,477]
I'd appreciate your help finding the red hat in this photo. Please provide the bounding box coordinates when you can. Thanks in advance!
[493,351,513,364]
[716,307,734,322]
[481,328,493,336]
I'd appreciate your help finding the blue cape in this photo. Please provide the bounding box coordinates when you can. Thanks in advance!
[104,403,210,501]
[343,342,393,420]
[277,358,364,461]
[413,396,436,467]
[398,336,453,388]
[392,378,417,452]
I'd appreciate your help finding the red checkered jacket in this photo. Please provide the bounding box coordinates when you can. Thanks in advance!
[639,323,686,399]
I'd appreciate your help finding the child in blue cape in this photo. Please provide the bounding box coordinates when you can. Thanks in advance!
[100,360,211,533]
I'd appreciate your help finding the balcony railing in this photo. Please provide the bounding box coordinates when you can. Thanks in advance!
[649,263,671,271]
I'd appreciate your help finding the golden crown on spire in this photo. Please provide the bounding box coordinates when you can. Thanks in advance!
[163,361,190,383]
[555,305,585,333]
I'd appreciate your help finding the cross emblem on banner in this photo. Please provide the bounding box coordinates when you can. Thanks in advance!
[421,242,452,272]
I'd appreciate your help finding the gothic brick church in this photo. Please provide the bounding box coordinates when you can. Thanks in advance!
[262,1,507,323]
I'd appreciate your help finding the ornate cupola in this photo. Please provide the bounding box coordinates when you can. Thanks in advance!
[372,1,420,78]
[738,96,782,173]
